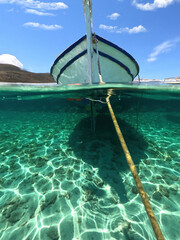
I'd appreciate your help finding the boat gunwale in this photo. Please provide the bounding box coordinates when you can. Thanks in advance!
[50,35,86,76]
[95,35,139,73]
[56,48,135,83]
[50,34,139,81]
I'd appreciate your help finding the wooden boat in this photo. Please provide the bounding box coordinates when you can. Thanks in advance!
[50,0,139,86]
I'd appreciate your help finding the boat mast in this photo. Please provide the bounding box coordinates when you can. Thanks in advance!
[83,0,93,84]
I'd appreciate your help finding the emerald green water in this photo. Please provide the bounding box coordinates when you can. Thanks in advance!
[0,83,180,240]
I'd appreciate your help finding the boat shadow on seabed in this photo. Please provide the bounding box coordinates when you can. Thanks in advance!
[68,113,148,204]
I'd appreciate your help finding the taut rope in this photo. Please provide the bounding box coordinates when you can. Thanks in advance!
[106,94,165,240]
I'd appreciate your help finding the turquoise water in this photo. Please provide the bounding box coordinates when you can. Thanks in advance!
[0,83,180,240]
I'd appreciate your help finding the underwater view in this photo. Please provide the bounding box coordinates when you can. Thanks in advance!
[0,83,180,240]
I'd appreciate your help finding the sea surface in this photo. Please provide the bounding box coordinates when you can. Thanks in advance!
[0,82,180,240]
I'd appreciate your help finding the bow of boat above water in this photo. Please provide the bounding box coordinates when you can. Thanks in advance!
[50,34,139,86]
[50,0,139,86]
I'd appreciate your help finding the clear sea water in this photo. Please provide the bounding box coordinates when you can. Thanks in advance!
[0,82,180,240]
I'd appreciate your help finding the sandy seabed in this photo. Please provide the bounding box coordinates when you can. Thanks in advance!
[0,93,180,240]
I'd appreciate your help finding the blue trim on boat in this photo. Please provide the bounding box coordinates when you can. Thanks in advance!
[50,34,139,79]
[96,50,134,80]
[95,34,139,73]
[56,48,134,82]
[57,50,87,82]
[50,35,86,76]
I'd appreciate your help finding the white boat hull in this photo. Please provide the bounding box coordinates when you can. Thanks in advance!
[50,34,139,85]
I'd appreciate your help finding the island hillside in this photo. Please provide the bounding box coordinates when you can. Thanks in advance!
[0,64,54,83]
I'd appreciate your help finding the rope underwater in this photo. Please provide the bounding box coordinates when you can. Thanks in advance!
[106,94,165,240]
[83,2,164,237]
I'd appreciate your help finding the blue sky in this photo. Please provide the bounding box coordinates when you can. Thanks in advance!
[0,0,180,79]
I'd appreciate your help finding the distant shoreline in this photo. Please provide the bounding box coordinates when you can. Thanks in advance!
[0,64,54,83]
[0,63,179,84]
[0,82,57,86]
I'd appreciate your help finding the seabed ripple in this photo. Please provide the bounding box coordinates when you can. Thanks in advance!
[0,95,180,240]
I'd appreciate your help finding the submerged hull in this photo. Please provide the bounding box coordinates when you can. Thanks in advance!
[50,34,139,85]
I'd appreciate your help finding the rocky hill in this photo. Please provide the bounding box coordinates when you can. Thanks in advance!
[0,64,54,83]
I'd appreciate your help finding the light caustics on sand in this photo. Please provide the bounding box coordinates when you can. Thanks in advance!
[0,94,180,240]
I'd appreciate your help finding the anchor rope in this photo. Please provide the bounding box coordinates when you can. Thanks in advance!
[106,94,165,240]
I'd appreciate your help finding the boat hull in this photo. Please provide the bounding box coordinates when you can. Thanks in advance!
[50,34,139,85]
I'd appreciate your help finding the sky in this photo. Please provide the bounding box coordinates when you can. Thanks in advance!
[0,0,180,79]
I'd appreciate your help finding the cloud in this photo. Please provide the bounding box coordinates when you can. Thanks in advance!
[129,25,147,33]
[132,0,174,11]
[0,54,23,69]
[107,13,120,20]
[99,24,147,34]
[25,9,55,16]
[0,1,68,10]
[23,22,63,30]
[99,24,118,32]
[147,38,180,62]
[118,25,147,34]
